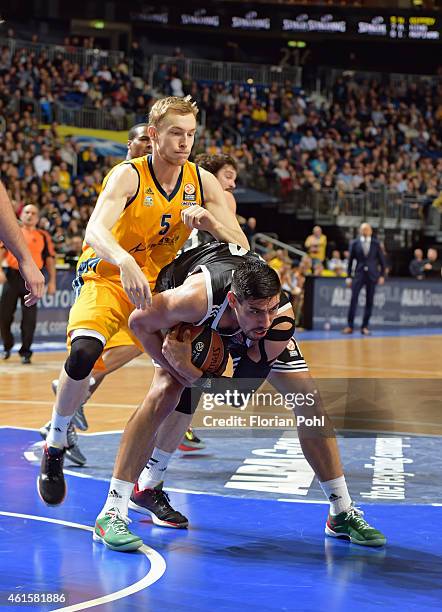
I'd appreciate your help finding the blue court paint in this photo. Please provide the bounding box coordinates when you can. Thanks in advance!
[3,428,442,610]
[25,430,442,506]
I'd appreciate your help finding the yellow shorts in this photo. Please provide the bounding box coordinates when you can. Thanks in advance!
[67,278,143,370]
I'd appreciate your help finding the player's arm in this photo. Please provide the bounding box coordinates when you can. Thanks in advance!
[0,246,6,285]
[224,191,237,214]
[129,274,208,382]
[41,231,56,295]
[85,164,151,309]
[45,255,56,295]
[130,274,208,334]
[162,303,296,391]
[181,169,249,250]
[0,181,45,304]
[248,306,295,365]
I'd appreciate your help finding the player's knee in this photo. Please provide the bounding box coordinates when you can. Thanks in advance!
[128,310,151,337]
[156,378,182,409]
[64,336,104,381]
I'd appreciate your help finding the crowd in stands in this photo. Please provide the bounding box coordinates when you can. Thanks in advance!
[0,35,441,268]
[0,112,111,258]
[151,69,442,211]
[0,40,148,127]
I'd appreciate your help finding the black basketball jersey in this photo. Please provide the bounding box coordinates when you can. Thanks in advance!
[180,229,214,253]
[155,241,292,341]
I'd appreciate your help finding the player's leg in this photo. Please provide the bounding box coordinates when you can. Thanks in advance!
[92,343,142,390]
[268,343,386,546]
[38,280,129,506]
[267,369,345,487]
[149,409,193,454]
[49,333,142,433]
[113,367,184,481]
[94,367,185,549]
[129,386,202,527]
[38,334,104,504]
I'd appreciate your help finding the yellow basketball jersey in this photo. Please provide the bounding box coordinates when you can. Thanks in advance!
[74,155,204,291]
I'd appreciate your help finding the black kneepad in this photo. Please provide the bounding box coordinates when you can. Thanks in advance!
[174,386,203,415]
[64,336,104,381]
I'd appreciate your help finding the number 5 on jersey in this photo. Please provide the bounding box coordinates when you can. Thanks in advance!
[159,214,172,235]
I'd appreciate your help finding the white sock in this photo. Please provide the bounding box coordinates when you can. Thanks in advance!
[99,478,134,517]
[319,475,352,516]
[46,408,72,448]
[138,448,172,490]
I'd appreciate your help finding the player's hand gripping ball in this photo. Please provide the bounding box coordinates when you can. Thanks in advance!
[173,323,228,376]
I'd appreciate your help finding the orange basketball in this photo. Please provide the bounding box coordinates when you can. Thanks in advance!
[174,323,227,376]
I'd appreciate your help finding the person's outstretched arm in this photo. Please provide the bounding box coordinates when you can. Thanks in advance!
[0,181,45,306]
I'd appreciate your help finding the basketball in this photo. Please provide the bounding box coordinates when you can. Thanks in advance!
[174,323,227,376]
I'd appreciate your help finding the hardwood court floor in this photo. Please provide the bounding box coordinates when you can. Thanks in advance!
[1,334,441,435]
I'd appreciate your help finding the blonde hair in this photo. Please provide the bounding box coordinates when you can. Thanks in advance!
[148,95,199,128]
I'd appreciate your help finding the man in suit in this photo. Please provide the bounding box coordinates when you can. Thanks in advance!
[342,223,385,335]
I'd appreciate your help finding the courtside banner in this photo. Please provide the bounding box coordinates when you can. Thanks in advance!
[305,277,442,329]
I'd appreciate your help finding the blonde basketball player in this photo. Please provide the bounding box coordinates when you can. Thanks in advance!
[37,96,248,511]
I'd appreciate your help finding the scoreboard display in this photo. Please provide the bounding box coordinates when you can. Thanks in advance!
[129,4,441,42]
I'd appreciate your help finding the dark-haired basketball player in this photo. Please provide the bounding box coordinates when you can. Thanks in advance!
[93,244,287,549]
[92,241,385,551]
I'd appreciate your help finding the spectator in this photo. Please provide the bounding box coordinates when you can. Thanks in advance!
[269,248,290,273]
[300,129,318,152]
[305,225,327,264]
[33,149,52,178]
[423,248,442,279]
[298,255,313,276]
[130,41,144,77]
[243,217,257,245]
[110,101,126,122]
[409,248,425,280]
[327,249,344,272]
[279,264,302,301]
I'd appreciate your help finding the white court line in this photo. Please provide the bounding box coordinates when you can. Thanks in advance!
[0,510,166,612]
[278,498,328,504]
[332,415,442,428]
[1,426,126,436]
[0,399,136,409]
